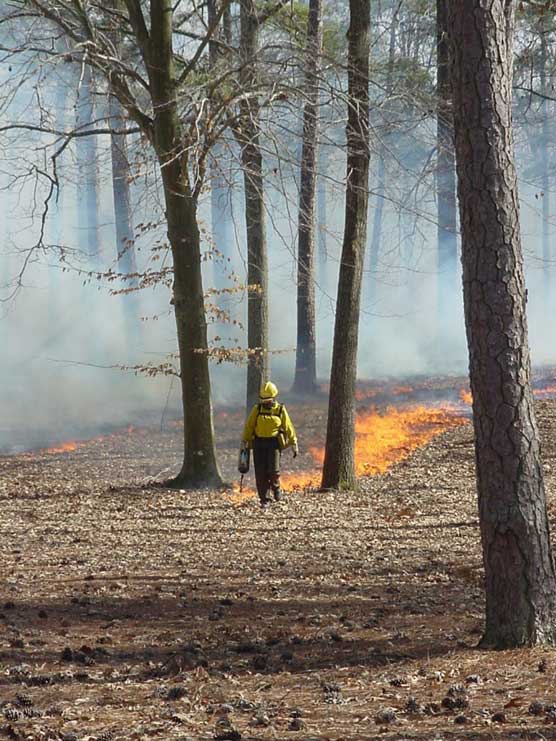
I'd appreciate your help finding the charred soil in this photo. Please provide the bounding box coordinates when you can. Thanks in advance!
[3,399,556,739]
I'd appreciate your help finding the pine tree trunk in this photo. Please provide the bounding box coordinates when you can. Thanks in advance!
[75,65,100,261]
[149,0,222,488]
[321,0,370,491]
[109,94,137,277]
[436,0,458,330]
[292,0,323,396]
[448,0,556,648]
[238,0,269,409]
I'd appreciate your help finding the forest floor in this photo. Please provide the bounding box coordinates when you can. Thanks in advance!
[4,390,556,740]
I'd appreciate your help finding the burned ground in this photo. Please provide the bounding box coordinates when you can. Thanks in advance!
[2,398,556,739]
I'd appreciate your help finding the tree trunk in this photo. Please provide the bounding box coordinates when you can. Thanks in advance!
[207,0,235,303]
[369,6,396,278]
[448,0,556,648]
[149,0,222,487]
[109,94,137,277]
[210,143,234,294]
[539,16,550,307]
[238,0,269,409]
[436,0,458,331]
[321,0,370,491]
[317,152,327,269]
[75,65,101,261]
[292,0,323,396]
[369,155,385,277]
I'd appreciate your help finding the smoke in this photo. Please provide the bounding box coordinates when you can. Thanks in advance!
[2,11,556,455]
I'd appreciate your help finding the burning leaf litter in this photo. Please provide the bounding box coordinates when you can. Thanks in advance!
[231,401,468,502]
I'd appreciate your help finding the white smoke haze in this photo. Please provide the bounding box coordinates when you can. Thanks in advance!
[2,7,556,454]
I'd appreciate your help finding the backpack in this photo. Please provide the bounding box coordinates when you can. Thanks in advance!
[255,403,287,448]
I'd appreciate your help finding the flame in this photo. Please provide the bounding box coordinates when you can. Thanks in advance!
[459,389,473,405]
[458,386,556,404]
[228,482,256,505]
[229,404,467,502]
[534,385,556,398]
[354,387,379,401]
[44,440,80,454]
[300,405,466,479]
[353,405,466,476]
[37,424,143,455]
[281,468,322,492]
[391,385,414,395]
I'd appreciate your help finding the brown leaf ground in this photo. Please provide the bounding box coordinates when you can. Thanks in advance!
[3,399,556,740]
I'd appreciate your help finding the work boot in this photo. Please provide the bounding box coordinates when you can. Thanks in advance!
[272,487,282,502]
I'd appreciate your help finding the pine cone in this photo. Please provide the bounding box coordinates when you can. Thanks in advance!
[529,701,545,716]
[96,731,114,741]
[3,708,22,722]
[28,675,52,686]
[23,708,43,718]
[15,693,33,707]
[165,686,187,701]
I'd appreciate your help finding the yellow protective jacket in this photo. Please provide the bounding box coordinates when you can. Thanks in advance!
[242,401,297,450]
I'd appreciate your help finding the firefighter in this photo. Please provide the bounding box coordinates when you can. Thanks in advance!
[241,381,298,508]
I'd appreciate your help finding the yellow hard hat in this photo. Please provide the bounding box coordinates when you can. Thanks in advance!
[260,381,278,399]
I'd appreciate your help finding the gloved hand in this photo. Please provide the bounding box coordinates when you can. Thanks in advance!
[292,443,299,458]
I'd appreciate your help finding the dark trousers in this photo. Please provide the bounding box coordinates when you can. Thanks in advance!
[253,437,281,502]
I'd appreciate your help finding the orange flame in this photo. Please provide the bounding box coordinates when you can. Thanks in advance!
[44,440,80,454]
[458,386,556,404]
[459,389,473,405]
[229,404,467,502]
[534,385,556,398]
[228,482,256,505]
[391,385,414,395]
[354,387,379,401]
[353,405,466,476]
[39,426,140,455]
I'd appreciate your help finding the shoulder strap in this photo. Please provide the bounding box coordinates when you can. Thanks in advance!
[257,403,282,418]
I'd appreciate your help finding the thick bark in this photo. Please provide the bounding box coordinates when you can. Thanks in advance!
[292,0,323,396]
[109,94,137,277]
[238,0,269,409]
[436,0,458,327]
[448,0,556,647]
[75,65,100,261]
[321,0,370,491]
[149,0,222,487]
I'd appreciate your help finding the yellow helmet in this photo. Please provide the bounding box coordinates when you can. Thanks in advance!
[259,381,278,399]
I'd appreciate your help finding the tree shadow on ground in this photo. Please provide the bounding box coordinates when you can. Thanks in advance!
[0,576,483,687]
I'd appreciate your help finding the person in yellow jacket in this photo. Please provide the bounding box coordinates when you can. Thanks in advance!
[241,381,298,508]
